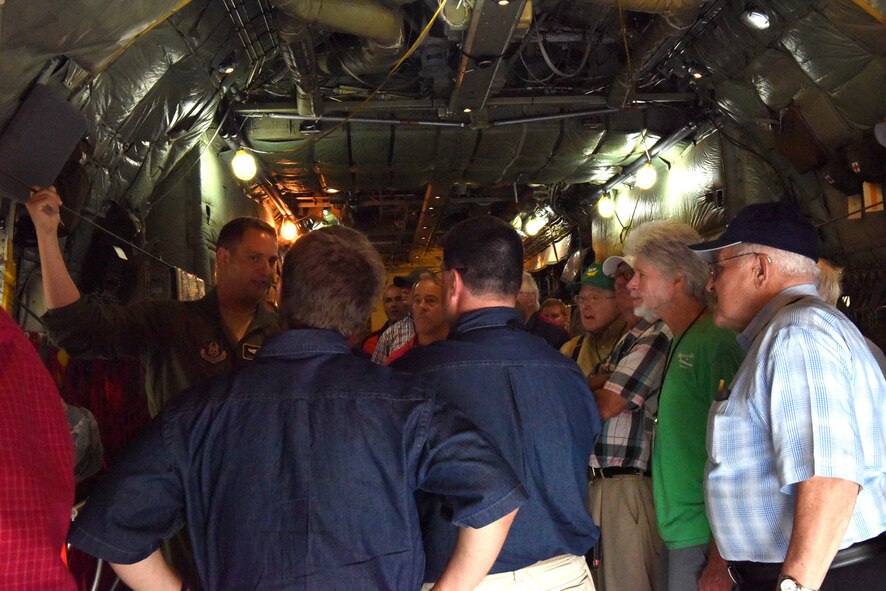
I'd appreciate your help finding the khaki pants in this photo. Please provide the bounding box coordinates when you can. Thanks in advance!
[422,554,594,591]
[587,474,661,591]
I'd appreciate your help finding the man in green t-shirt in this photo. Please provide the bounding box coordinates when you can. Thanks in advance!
[623,220,744,591]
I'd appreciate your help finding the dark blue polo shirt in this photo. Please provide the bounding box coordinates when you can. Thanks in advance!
[68,329,525,590]
[392,307,601,581]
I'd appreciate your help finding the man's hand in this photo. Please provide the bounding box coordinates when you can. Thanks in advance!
[698,539,732,591]
[23,185,81,309]
[25,186,63,235]
[588,372,611,391]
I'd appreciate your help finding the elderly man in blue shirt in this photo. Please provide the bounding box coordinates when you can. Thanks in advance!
[691,202,886,591]
[393,215,602,590]
[68,225,525,591]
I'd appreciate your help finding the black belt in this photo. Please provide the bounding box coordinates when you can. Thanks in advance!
[587,466,651,480]
[728,532,886,584]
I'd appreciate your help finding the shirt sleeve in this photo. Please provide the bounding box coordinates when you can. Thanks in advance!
[603,326,671,410]
[414,397,526,529]
[67,415,186,564]
[42,296,168,359]
[763,326,866,491]
[371,326,395,364]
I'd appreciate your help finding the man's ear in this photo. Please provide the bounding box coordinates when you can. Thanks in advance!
[216,246,230,268]
[752,253,769,287]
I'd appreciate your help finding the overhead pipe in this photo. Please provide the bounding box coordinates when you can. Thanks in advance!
[242,112,467,128]
[591,120,698,200]
[488,107,625,127]
[274,0,408,77]
[243,107,638,129]
[234,92,695,116]
[275,17,321,117]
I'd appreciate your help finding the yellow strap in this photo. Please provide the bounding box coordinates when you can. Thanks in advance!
[849,0,886,24]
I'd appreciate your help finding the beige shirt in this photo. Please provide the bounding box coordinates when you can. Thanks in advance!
[560,317,628,376]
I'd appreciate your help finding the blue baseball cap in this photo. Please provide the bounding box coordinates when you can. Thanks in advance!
[689,201,818,262]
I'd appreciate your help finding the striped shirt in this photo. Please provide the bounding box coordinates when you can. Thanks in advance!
[590,318,672,471]
[705,285,886,561]
[371,316,416,365]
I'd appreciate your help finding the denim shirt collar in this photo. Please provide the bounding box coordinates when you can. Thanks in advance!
[257,328,352,359]
[452,307,526,337]
[737,284,819,351]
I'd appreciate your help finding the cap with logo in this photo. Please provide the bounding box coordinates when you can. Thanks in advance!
[567,263,616,291]
[688,201,818,262]
[601,255,634,277]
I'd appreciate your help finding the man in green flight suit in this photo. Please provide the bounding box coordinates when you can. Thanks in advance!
[26,185,283,589]
[26,186,283,417]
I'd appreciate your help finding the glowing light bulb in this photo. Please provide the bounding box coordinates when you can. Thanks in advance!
[231,149,257,181]
[597,195,615,219]
[635,162,657,190]
[524,216,545,236]
[280,219,298,242]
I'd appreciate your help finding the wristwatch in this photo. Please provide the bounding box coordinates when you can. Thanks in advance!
[777,575,817,591]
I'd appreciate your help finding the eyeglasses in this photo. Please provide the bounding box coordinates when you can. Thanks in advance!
[574,294,616,305]
[709,252,768,280]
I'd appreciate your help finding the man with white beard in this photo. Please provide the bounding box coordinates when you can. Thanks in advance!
[623,220,744,591]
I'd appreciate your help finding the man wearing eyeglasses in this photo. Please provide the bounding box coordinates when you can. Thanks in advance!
[560,263,627,376]
[623,220,744,591]
[584,255,672,591]
[690,202,886,591]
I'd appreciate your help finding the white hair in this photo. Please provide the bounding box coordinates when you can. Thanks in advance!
[521,272,540,311]
[815,259,843,306]
[733,243,819,281]
[624,220,709,301]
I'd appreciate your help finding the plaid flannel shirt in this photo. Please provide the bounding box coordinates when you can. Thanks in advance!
[590,318,672,471]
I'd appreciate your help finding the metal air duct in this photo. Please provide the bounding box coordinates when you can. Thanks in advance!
[274,0,408,78]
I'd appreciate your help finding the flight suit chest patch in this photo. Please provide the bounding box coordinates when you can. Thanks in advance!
[200,340,228,364]
[242,343,261,360]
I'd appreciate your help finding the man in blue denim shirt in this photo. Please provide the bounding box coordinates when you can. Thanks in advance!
[393,216,602,590]
[68,226,525,591]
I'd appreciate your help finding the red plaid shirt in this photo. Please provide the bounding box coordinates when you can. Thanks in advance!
[0,309,76,590]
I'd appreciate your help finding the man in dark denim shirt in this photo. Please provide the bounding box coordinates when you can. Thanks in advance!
[393,216,602,590]
[68,226,525,591]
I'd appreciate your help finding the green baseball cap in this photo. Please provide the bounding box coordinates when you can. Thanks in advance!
[566,263,615,292]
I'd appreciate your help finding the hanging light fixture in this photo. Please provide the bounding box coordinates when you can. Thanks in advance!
[740,4,770,30]
[635,162,658,190]
[231,149,258,181]
[523,206,553,236]
[596,195,615,219]
[280,218,299,242]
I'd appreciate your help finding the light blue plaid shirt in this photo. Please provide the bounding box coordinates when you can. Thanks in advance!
[705,284,886,562]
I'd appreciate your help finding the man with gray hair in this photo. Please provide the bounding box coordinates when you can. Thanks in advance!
[516,271,569,349]
[68,226,525,591]
[691,202,886,591]
[624,220,743,591]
